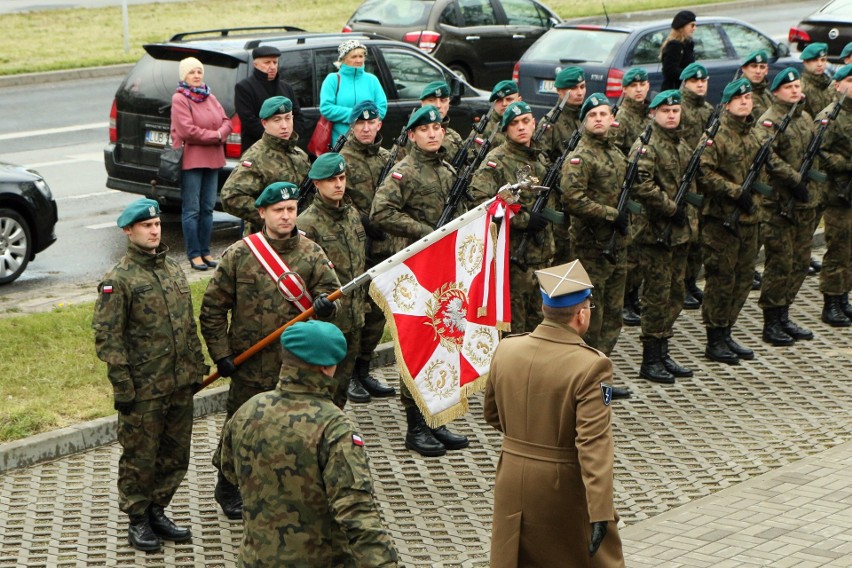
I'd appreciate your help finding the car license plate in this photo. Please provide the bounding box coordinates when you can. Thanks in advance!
[145,129,171,147]
[539,80,556,93]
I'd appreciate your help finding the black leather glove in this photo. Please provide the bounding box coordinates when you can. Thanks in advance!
[670,207,688,227]
[216,355,237,378]
[614,210,629,236]
[360,214,386,242]
[735,191,755,214]
[792,181,809,203]
[114,400,134,415]
[525,210,548,233]
[589,521,608,556]
[313,293,335,318]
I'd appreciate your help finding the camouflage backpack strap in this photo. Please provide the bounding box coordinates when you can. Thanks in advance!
[243,232,315,313]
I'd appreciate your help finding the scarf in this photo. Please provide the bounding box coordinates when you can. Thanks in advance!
[176,81,211,103]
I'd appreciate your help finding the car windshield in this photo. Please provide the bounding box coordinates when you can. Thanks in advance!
[351,0,434,26]
[524,28,628,63]
[818,0,852,15]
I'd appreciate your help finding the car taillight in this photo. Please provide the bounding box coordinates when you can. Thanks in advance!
[788,27,810,44]
[512,61,520,83]
[226,114,242,159]
[402,31,441,53]
[342,25,352,33]
[109,98,117,143]
[605,68,624,99]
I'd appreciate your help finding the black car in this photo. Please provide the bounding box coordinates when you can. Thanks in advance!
[789,0,852,62]
[344,0,561,88]
[104,27,492,206]
[0,163,58,285]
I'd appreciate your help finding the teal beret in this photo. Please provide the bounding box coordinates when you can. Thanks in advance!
[579,92,610,121]
[281,320,347,366]
[501,101,533,131]
[554,66,584,89]
[259,96,293,119]
[842,42,852,60]
[622,67,649,87]
[834,64,852,82]
[309,152,347,180]
[800,42,828,61]
[349,100,380,123]
[420,80,451,100]
[117,198,160,228]
[721,78,752,103]
[255,182,299,207]
[649,89,682,109]
[741,49,769,66]
[407,104,443,130]
[770,67,800,92]
[679,62,708,81]
[490,80,519,102]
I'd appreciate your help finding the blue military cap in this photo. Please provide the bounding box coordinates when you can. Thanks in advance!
[255,182,299,208]
[622,68,649,87]
[721,78,752,103]
[554,66,584,89]
[579,92,611,121]
[309,152,347,180]
[490,80,519,102]
[770,67,800,92]
[420,80,451,100]
[281,321,347,366]
[800,42,828,61]
[406,104,443,130]
[535,260,594,308]
[649,89,682,109]
[679,62,708,81]
[500,101,533,131]
[117,198,160,228]
[259,96,293,119]
[349,100,380,123]
[741,49,769,66]
[834,64,852,82]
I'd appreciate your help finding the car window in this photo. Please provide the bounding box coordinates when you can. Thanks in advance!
[439,3,462,27]
[525,28,628,64]
[818,0,852,15]
[721,23,775,60]
[351,0,434,26]
[693,24,727,60]
[382,48,448,99]
[458,0,499,26]
[501,0,548,27]
[312,48,381,105]
[279,49,314,107]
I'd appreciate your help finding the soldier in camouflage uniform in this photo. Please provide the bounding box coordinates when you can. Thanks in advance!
[370,105,470,457]
[93,199,206,552]
[480,79,522,149]
[470,101,554,333]
[631,90,697,384]
[216,320,399,567]
[741,50,773,120]
[800,43,833,120]
[397,81,464,161]
[220,96,311,234]
[201,182,340,520]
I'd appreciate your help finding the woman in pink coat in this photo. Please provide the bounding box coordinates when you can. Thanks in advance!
[170,57,232,270]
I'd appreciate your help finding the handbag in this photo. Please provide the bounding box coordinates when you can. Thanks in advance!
[158,145,184,185]
[308,73,341,157]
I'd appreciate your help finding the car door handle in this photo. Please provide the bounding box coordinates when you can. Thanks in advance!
[512,34,526,39]
[465,35,480,41]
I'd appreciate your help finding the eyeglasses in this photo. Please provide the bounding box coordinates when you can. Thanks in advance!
[581,303,596,310]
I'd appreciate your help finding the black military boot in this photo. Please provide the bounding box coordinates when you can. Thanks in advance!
[808,257,821,275]
[430,426,470,450]
[214,472,243,520]
[705,327,739,365]
[683,277,701,310]
[128,512,161,552]
[822,295,852,327]
[346,376,371,403]
[762,307,795,346]
[622,286,641,326]
[661,338,693,377]
[148,504,192,542]
[752,270,762,290]
[842,293,852,319]
[724,327,754,360]
[405,406,446,457]
[354,358,395,397]
[780,306,813,340]
[639,339,675,384]
[610,385,632,400]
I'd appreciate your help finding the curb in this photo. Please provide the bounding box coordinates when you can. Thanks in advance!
[0,64,135,89]
[0,343,397,474]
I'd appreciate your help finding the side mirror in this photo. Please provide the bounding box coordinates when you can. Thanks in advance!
[449,75,464,105]
[776,42,791,57]
[549,16,561,28]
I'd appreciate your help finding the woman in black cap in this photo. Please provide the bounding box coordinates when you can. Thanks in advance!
[660,10,697,90]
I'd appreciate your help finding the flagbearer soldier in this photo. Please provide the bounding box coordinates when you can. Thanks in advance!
[93,199,207,552]
[480,79,523,148]
[800,43,833,120]
[220,96,311,234]
[371,105,470,457]
[201,182,340,520]
[741,50,773,120]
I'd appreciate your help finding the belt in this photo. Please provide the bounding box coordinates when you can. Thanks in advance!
[501,436,577,464]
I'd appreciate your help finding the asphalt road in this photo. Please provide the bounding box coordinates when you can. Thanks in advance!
[0,0,189,13]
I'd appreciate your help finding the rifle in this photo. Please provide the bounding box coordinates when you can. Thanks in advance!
[437,128,499,227]
[602,124,653,264]
[703,68,740,134]
[611,92,626,118]
[532,90,571,144]
[296,129,352,211]
[779,91,846,224]
[450,107,493,171]
[722,100,799,236]
[376,119,412,187]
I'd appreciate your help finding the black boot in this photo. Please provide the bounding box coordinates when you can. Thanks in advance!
[842,293,852,319]
[724,327,754,360]
[762,307,795,346]
[346,376,371,403]
[683,278,701,310]
[430,426,469,450]
[148,504,192,542]
[661,338,693,377]
[688,277,704,301]
[822,295,852,327]
[705,327,739,365]
[622,286,641,326]
[128,512,161,552]
[752,270,762,291]
[214,472,243,520]
[354,358,395,397]
[611,386,632,400]
[780,306,813,340]
[404,406,446,457]
[809,257,821,275]
[639,339,675,384]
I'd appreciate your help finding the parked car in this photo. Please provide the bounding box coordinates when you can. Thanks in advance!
[514,17,801,114]
[0,163,58,285]
[789,0,852,62]
[344,0,561,88]
[104,27,492,206]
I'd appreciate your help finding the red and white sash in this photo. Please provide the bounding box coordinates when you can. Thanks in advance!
[243,232,314,313]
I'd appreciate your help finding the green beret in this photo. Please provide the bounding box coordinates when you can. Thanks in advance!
[259,96,293,119]
[554,66,584,89]
[117,198,160,228]
[309,152,347,180]
[622,68,649,87]
[650,89,682,109]
[770,67,800,92]
[800,42,828,61]
[842,42,852,60]
[349,100,380,123]
[679,62,708,81]
[834,64,852,82]
[407,104,443,130]
[281,320,347,366]
[721,78,752,103]
[501,101,533,131]
[420,80,451,100]
[490,80,519,102]
[579,92,610,121]
[255,182,299,208]
[741,49,769,66]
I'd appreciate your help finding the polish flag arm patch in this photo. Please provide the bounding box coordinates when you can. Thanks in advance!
[352,434,364,446]
[569,157,581,165]
[486,161,497,168]
[391,172,403,180]
[761,120,774,128]
[241,160,253,168]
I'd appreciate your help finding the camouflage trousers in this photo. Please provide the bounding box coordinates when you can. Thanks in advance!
[686,213,703,281]
[625,242,644,292]
[509,261,546,335]
[332,328,363,409]
[701,220,759,328]
[117,387,193,516]
[358,284,386,364]
[551,215,573,265]
[576,248,627,356]
[639,242,688,340]
[758,208,817,308]
[819,205,852,295]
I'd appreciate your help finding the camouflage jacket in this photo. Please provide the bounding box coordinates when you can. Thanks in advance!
[480,110,507,151]
[93,243,206,403]
[200,229,340,388]
[220,132,311,233]
[801,71,833,120]
[469,138,555,266]
[535,103,582,164]
[397,117,464,163]
[298,197,367,332]
[612,97,650,155]
[216,361,399,567]
[750,79,773,121]
[562,132,629,252]
[816,96,852,207]
[679,88,714,148]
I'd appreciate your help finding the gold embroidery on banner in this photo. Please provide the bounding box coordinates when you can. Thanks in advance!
[391,273,418,312]
[422,359,458,400]
[464,326,498,368]
[424,282,468,352]
[457,234,484,276]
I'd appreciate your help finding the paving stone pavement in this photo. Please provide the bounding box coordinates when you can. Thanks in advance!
[1,264,851,566]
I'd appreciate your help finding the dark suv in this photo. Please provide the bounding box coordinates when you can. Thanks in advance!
[104,28,492,206]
